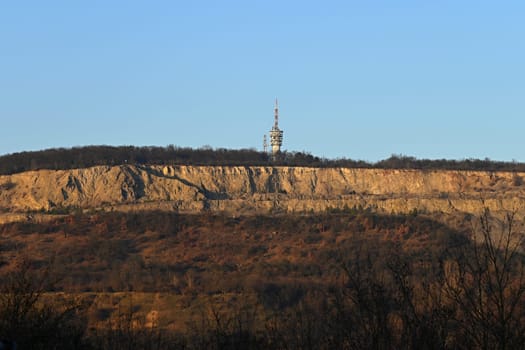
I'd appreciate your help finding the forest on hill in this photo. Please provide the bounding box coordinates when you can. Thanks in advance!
[1,145,525,174]
[2,209,525,349]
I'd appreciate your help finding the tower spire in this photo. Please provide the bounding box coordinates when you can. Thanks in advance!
[274,98,279,128]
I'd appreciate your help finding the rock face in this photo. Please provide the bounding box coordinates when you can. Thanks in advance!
[0,165,524,216]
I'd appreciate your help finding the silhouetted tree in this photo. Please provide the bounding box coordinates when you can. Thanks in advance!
[442,209,525,349]
[0,259,87,349]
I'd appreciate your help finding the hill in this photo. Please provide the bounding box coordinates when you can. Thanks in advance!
[2,147,525,348]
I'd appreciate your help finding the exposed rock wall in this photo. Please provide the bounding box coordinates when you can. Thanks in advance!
[0,165,524,216]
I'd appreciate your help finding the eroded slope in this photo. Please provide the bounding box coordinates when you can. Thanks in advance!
[0,165,523,217]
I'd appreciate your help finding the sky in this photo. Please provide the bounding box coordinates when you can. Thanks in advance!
[1,1,525,162]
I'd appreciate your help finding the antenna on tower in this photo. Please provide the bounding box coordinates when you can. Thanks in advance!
[263,134,268,153]
[274,98,279,128]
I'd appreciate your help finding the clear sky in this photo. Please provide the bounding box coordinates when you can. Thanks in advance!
[1,1,525,161]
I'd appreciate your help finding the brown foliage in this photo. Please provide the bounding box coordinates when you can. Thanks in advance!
[2,209,525,348]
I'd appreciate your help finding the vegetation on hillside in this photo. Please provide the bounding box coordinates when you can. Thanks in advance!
[1,145,524,174]
[2,209,525,348]
[1,210,466,293]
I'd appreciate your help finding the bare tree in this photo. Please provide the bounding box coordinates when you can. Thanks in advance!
[0,258,87,349]
[442,208,525,350]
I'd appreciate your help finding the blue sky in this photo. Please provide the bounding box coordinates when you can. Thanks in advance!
[1,1,525,161]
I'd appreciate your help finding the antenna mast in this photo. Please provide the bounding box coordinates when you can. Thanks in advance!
[274,98,279,128]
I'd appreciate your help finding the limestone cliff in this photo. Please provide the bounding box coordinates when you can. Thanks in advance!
[0,165,524,217]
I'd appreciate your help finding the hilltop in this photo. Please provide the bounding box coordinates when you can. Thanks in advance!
[0,146,524,222]
[1,145,525,175]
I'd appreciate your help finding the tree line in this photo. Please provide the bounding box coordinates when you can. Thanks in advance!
[1,145,524,175]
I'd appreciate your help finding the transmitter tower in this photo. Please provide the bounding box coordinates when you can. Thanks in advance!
[269,99,284,156]
[263,134,268,153]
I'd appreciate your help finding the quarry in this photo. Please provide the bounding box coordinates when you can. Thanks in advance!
[0,164,524,222]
